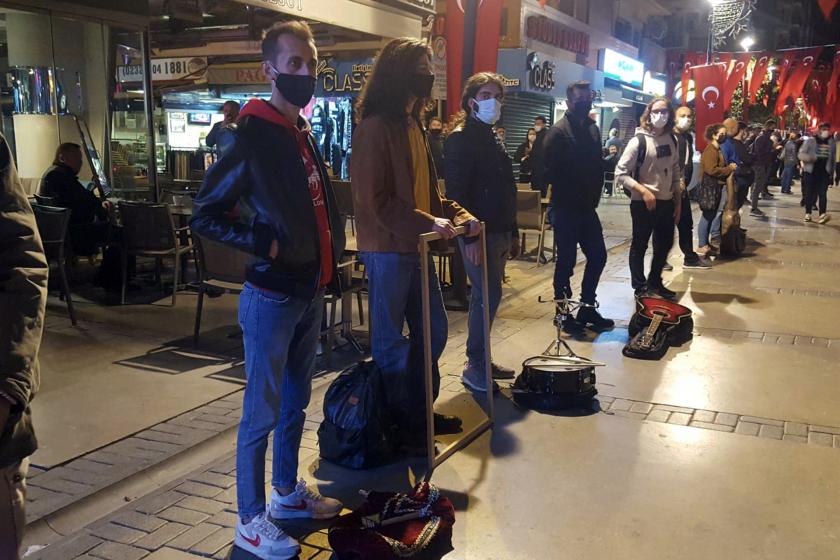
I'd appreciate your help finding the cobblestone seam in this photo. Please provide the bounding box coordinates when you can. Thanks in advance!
[597,395,840,449]
[25,390,245,523]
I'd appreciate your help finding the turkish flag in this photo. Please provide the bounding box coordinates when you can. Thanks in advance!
[666,50,683,100]
[775,51,801,103]
[825,48,840,113]
[692,63,726,151]
[723,53,752,111]
[446,0,504,117]
[748,53,772,104]
[774,48,823,116]
[818,0,838,21]
[473,0,503,73]
[681,52,704,105]
[804,62,833,124]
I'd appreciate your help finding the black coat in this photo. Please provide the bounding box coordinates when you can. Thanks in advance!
[544,113,607,210]
[529,128,548,189]
[39,164,106,225]
[444,117,518,235]
[514,141,534,178]
[191,107,346,299]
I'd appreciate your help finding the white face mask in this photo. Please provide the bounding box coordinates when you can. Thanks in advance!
[651,112,669,130]
[820,130,831,140]
[676,116,691,130]
[473,98,502,125]
[534,124,544,132]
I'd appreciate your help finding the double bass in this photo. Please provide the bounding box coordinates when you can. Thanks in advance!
[720,174,746,256]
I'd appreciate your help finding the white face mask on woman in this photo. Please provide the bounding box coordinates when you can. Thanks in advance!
[473,98,502,125]
[820,130,831,140]
[650,112,669,130]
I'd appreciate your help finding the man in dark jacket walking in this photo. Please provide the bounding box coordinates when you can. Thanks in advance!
[749,119,776,217]
[0,133,48,559]
[445,72,520,392]
[544,81,613,330]
[191,21,345,559]
[530,115,549,197]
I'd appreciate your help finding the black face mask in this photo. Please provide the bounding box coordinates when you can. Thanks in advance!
[272,70,316,108]
[429,129,442,136]
[570,101,592,116]
[408,73,435,99]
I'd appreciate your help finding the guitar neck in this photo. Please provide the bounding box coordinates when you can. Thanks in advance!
[640,314,664,348]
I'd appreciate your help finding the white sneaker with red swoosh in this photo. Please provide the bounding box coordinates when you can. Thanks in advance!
[269,479,343,520]
[234,512,299,559]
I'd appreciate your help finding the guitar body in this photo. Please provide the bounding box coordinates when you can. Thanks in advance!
[720,175,746,256]
[624,297,694,360]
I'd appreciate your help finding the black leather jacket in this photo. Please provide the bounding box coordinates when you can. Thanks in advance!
[544,113,607,210]
[444,117,518,235]
[191,109,345,300]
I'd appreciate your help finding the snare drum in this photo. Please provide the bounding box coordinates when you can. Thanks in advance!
[511,355,597,410]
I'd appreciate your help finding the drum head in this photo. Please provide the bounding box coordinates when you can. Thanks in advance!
[522,356,590,373]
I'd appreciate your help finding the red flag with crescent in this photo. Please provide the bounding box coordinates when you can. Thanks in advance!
[804,61,833,124]
[818,0,838,21]
[774,47,823,116]
[472,0,504,74]
[748,53,771,104]
[723,52,751,111]
[825,48,840,116]
[681,52,704,104]
[692,63,726,151]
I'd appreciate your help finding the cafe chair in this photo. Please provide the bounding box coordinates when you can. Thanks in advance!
[516,189,554,265]
[118,201,193,306]
[192,235,248,345]
[33,204,77,325]
[333,180,355,235]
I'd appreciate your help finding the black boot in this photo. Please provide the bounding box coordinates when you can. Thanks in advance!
[576,304,615,331]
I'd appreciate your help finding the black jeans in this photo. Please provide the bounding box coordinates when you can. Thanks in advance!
[804,171,829,215]
[630,200,675,292]
[552,206,607,304]
[676,192,698,263]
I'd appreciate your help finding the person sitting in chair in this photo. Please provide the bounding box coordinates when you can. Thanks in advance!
[39,143,111,257]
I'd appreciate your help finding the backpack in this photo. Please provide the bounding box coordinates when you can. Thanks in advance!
[318,360,397,469]
[623,133,676,197]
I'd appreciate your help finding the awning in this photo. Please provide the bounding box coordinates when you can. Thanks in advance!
[230,0,423,39]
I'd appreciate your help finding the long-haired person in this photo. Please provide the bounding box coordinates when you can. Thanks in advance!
[444,72,520,392]
[616,96,681,299]
[697,123,737,258]
[351,38,479,448]
[514,127,538,184]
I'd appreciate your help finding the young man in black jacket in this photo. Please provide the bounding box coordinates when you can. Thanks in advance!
[673,107,709,268]
[191,21,345,559]
[0,133,48,559]
[544,81,614,330]
[530,115,549,197]
[444,72,520,392]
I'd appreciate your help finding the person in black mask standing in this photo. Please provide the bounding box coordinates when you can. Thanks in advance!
[530,115,550,197]
[191,21,346,559]
[352,38,479,449]
[427,116,445,176]
[544,81,614,331]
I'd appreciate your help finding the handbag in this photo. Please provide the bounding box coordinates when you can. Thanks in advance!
[697,174,721,212]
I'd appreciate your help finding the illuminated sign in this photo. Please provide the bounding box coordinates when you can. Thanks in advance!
[118,57,207,83]
[316,59,374,96]
[526,16,589,57]
[643,71,666,96]
[527,52,555,92]
[601,48,644,88]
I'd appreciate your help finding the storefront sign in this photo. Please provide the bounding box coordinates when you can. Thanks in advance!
[206,63,266,85]
[373,0,435,15]
[527,52,555,92]
[600,48,644,88]
[316,59,373,96]
[118,57,207,83]
[621,85,654,105]
[525,16,589,57]
[642,71,666,96]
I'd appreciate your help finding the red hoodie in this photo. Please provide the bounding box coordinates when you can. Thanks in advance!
[238,99,333,288]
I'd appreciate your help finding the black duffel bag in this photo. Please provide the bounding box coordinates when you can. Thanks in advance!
[318,360,396,469]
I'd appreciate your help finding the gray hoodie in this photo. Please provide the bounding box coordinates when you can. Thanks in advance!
[615,127,681,201]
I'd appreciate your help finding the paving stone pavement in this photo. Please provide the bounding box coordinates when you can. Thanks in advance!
[26,195,840,559]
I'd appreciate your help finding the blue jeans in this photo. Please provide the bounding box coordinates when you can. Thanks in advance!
[710,190,727,239]
[697,207,717,248]
[362,252,447,429]
[781,163,795,192]
[552,207,607,304]
[459,232,510,369]
[236,283,323,519]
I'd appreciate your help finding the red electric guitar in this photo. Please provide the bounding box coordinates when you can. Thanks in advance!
[623,297,694,360]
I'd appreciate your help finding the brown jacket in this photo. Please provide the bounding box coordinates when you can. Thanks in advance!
[701,142,734,184]
[351,115,473,253]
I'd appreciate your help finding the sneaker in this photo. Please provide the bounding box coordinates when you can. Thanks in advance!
[235,512,300,559]
[461,364,500,393]
[490,362,516,380]
[663,262,674,272]
[649,284,677,300]
[804,214,812,222]
[434,412,462,434]
[269,480,342,520]
[818,213,831,224]
[576,303,615,331]
[750,208,764,217]
[683,258,712,269]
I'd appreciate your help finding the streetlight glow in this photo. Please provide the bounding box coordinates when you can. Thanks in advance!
[740,36,755,51]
